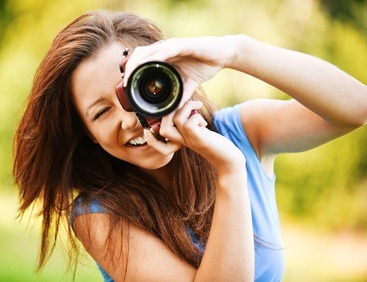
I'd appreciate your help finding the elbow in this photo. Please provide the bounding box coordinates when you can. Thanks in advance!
[360,106,367,127]
[332,107,367,130]
[342,85,367,128]
[333,118,365,134]
[349,109,367,128]
[353,89,367,127]
[346,117,366,129]
[351,98,367,127]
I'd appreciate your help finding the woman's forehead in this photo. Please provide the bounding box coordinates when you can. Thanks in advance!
[71,43,126,112]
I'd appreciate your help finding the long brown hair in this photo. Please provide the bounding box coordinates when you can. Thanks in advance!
[13,10,217,272]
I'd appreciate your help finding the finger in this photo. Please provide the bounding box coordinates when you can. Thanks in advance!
[180,78,199,106]
[159,99,204,139]
[134,38,188,64]
[173,100,204,129]
[177,109,208,143]
[143,129,181,156]
[159,114,184,143]
[123,44,162,86]
[124,39,190,87]
[187,111,208,128]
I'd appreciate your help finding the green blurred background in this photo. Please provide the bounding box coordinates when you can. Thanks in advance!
[1,0,366,281]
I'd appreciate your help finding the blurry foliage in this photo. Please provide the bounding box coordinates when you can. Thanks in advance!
[0,0,366,232]
[0,0,16,46]
[320,0,367,34]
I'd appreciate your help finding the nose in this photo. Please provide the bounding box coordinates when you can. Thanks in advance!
[119,108,139,130]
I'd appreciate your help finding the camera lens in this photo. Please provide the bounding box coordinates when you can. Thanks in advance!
[139,72,171,104]
[146,79,164,96]
[125,61,183,117]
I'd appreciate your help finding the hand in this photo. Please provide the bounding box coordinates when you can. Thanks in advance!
[123,36,236,102]
[144,100,246,174]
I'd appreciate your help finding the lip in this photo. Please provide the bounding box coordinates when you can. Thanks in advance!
[126,143,149,149]
[124,141,152,153]
[125,140,147,147]
[124,132,147,147]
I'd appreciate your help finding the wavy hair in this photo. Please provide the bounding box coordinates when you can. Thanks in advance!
[13,10,217,273]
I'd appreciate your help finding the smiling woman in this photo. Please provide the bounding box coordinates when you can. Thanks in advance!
[70,42,175,170]
[13,9,367,282]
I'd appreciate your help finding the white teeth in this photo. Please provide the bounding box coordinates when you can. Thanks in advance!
[129,136,147,146]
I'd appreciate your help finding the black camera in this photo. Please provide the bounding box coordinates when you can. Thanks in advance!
[116,50,183,140]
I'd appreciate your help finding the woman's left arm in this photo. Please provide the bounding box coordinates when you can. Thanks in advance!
[123,35,367,155]
[230,35,367,155]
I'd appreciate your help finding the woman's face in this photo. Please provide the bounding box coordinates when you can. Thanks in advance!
[71,42,175,170]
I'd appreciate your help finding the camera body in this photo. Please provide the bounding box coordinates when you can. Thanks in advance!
[116,57,183,141]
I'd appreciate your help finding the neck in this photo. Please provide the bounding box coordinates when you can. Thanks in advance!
[139,164,173,191]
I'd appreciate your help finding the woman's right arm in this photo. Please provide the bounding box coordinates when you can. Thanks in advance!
[73,101,254,281]
[161,100,254,281]
[74,172,253,281]
[195,164,254,281]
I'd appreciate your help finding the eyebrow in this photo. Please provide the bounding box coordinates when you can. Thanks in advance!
[86,97,106,119]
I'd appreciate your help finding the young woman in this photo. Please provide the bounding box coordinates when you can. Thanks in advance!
[13,10,367,282]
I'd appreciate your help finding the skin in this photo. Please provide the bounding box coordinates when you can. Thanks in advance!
[72,35,367,281]
[71,43,176,173]
[72,41,253,281]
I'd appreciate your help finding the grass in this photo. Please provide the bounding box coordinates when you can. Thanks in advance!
[1,188,367,281]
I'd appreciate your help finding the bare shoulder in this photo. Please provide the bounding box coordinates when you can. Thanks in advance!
[73,213,196,282]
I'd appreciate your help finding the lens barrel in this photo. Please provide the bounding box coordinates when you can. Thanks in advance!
[125,61,183,117]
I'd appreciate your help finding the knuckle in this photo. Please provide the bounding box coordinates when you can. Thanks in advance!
[172,116,182,126]
[133,45,144,52]
[182,122,191,129]
[158,127,169,137]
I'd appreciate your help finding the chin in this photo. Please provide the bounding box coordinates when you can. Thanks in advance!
[137,153,174,170]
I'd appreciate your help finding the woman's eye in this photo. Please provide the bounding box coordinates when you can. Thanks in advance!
[93,107,111,121]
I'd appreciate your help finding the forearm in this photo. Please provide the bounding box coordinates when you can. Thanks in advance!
[194,169,254,281]
[226,35,367,127]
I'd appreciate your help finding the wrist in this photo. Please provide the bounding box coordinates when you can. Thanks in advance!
[215,159,247,189]
[223,34,260,73]
[215,168,248,202]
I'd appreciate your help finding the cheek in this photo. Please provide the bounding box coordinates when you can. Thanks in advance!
[89,124,119,148]
[97,139,125,162]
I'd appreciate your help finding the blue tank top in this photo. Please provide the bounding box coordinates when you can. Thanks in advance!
[71,104,285,281]
[214,105,285,281]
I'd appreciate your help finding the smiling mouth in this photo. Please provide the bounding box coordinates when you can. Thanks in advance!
[127,136,147,146]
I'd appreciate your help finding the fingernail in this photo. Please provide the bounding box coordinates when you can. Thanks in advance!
[143,129,150,141]
[195,101,203,107]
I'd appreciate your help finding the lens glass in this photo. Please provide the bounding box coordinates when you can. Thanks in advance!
[147,79,163,95]
[138,71,171,104]
[126,62,183,117]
